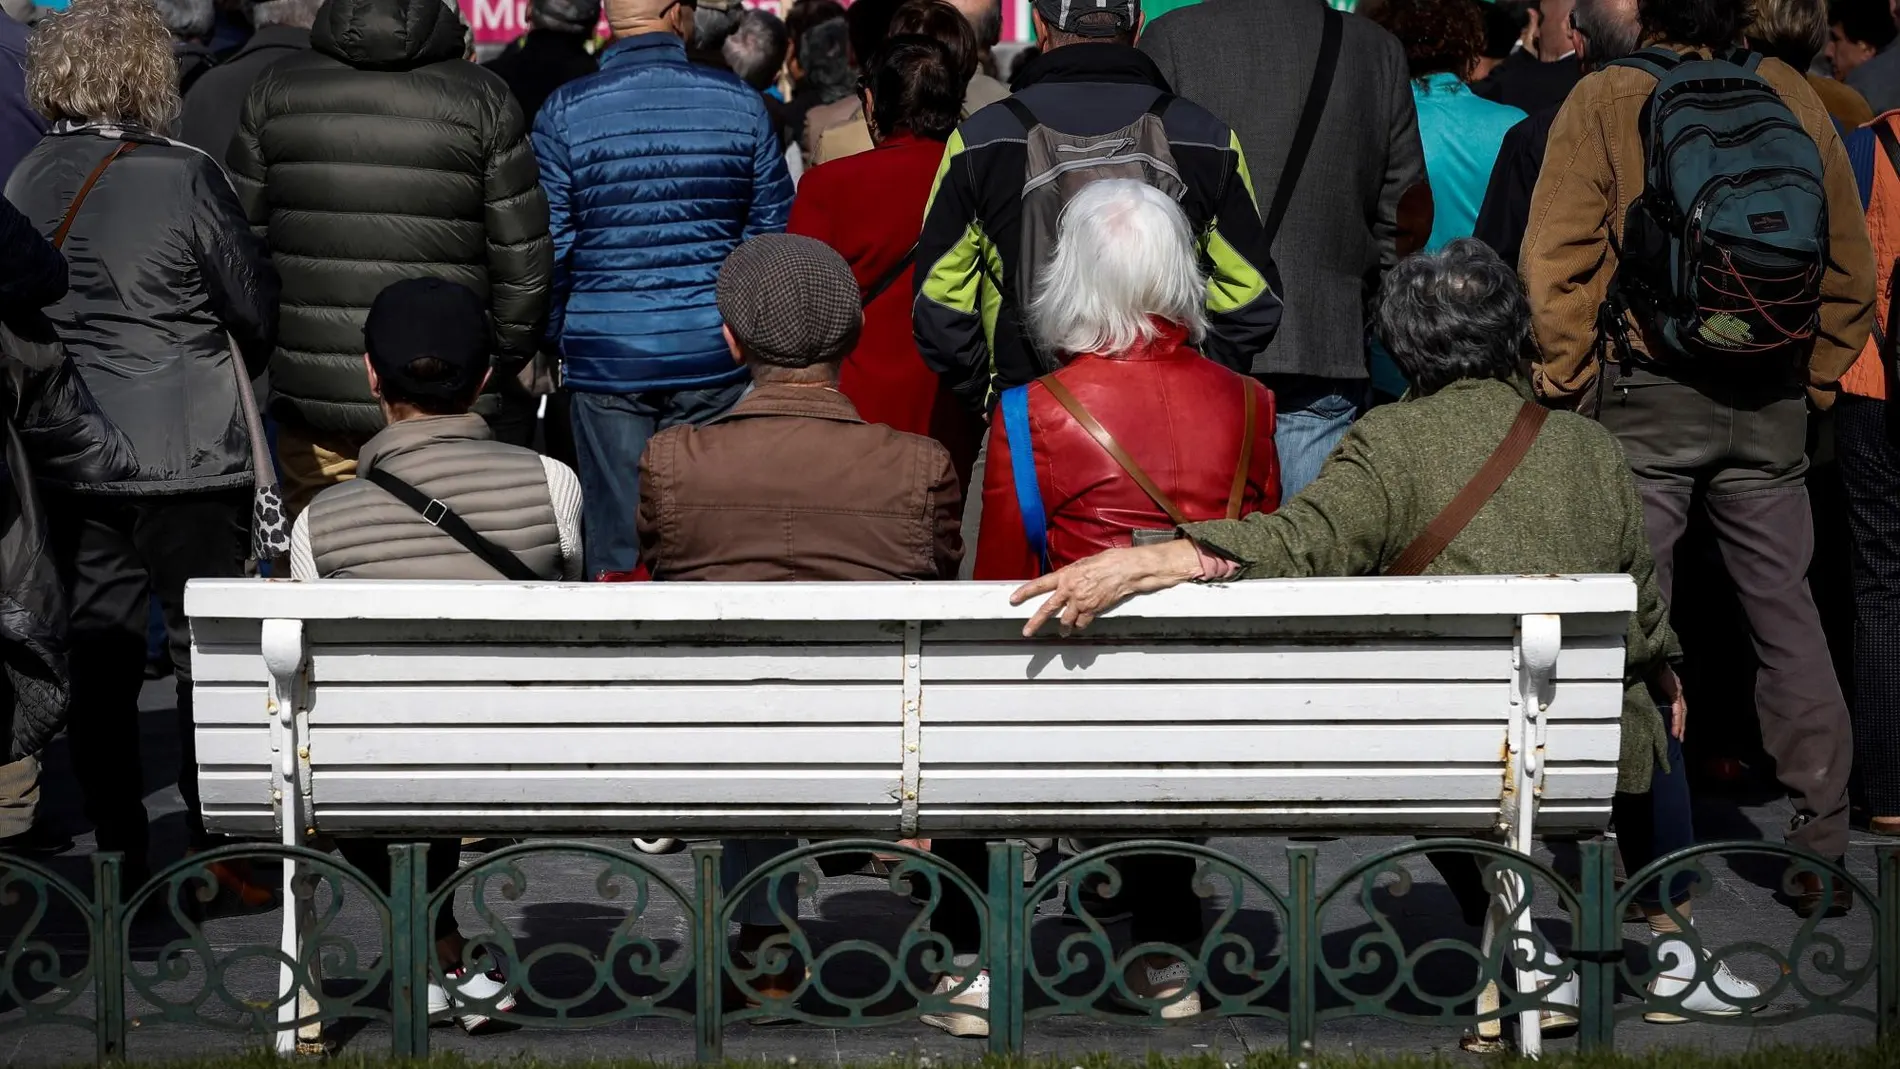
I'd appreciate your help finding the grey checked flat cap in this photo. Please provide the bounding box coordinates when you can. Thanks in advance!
[717,234,863,368]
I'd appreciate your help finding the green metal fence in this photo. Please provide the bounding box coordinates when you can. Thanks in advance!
[1,838,1890,1061]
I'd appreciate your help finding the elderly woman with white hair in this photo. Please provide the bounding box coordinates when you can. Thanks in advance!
[921,179,1278,1039]
[1013,238,1767,1026]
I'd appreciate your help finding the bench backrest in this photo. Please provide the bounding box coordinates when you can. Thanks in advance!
[186,576,1635,841]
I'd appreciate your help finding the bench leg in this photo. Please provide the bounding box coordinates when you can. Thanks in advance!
[1505,872,1542,1060]
[275,856,300,1055]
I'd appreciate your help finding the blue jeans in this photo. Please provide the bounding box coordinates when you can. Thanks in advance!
[1259,375,1367,498]
[568,382,747,578]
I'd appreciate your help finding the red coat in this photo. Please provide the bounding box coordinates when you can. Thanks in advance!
[974,322,1280,580]
[788,132,982,490]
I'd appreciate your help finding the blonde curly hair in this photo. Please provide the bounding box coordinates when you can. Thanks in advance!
[28,0,182,132]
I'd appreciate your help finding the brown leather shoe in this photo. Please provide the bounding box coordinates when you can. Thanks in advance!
[1788,869,1853,919]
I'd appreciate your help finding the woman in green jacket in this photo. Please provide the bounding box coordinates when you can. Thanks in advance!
[1012,239,1761,1025]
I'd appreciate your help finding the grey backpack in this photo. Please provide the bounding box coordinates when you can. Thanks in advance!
[1001,94,1187,373]
[1605,47,1829,367]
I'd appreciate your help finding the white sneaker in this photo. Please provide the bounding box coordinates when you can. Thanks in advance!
[427,965,518,1035]
[1111,955,1202,1020]
[1644,935,1762,1023]
[1531,973,1580,1034]
[1504,929,1579,1034]
[919,972,989,1038]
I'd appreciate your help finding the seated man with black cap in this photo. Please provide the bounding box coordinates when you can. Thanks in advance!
[289,276,584,1035]
[289,276,583,583]
[638,233,963,1008]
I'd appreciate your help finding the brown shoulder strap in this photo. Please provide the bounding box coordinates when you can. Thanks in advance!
[1385,401,1550,577]
[1041,375,1192,526]
[1226,381,1257,520]
[52,141,136,250]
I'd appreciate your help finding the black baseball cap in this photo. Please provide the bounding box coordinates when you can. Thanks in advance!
[364,278,491,404]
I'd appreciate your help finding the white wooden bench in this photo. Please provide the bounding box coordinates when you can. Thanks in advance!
[184,574,1637,1054]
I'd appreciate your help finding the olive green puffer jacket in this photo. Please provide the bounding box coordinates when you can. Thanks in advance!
[229,0,552,436]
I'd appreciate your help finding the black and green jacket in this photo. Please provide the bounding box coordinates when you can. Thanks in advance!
[911,44,1282,413]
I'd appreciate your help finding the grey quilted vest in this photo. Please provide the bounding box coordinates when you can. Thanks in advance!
[306,414,562,580]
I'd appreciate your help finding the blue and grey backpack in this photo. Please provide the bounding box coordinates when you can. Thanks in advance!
[1604,47,1829,368]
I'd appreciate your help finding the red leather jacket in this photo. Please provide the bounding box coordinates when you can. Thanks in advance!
[974,322,1280,580]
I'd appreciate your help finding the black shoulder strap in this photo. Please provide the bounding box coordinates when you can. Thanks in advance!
[862,244,917,308]
[1144,92,1174,119]
[362,466,541,581]
[1001,96,1037,132]
[1609,46,1683,81]
[1262,5,1342,248]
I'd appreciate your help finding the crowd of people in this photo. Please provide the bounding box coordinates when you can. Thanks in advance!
[0,0,1895,1038]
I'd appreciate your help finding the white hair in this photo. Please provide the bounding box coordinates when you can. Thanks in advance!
[252,0,324,28]
[1029,179,1207,359]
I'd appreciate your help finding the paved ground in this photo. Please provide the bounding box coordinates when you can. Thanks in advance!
[0,681,1888,1065]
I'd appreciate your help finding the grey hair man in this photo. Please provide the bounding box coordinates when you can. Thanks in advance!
[159,0,215,89]
[1471,0,1640,264]
[725,8,790,91]
[179,0,324,155]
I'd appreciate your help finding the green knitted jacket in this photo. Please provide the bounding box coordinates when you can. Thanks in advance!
[1184,376,1678,794]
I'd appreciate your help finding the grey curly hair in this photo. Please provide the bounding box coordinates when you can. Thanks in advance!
[1374,238,1529,397]
[28,0,182,131]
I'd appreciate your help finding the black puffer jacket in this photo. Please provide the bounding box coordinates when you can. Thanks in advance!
[231,0,553,436]
[6,126,279,495]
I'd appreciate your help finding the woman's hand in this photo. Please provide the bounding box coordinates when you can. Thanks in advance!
[1653,664,1687,742]
[1009,540,1206,637]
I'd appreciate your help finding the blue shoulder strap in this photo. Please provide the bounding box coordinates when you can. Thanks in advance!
[1000,385,1050,575]
[1849,126,1879,212]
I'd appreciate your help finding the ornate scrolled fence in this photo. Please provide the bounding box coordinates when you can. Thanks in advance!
[0,838,1891,1062]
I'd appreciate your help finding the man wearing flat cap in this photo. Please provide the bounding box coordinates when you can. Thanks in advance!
[638,234,963,1004]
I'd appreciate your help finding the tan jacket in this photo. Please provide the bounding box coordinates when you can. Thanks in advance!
[1521,47,1876,403]
[637,383,963,581]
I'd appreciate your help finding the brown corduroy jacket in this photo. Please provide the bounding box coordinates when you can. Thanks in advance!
[637,382,964,581]
[1521,45,1876,405]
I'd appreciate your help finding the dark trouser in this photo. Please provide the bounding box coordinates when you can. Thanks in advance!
[50,489,251,885]
[487,379,577,471]
[1435,732,1695,923]
[1836,394,1900,815]
[568,382,746,579]
[931,839,1202,957]
[1597,365,1852,860]
[337,838,461,942]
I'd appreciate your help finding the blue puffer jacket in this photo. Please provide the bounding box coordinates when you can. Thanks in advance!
[534,34,794,394]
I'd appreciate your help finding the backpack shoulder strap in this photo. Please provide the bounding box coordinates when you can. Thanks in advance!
[1385,402,1549,576]
[1225,380,1257,521]
[1261,4,1342,248]
[1144,92,1174,120]
[1850,125,1880,212]
[362,466,541,582]
[1731,48,1765,73]
[1041,374,1192,526]
[1000,96,1038,132]
[1000,384,1051,575]
[1608,46,1683,82]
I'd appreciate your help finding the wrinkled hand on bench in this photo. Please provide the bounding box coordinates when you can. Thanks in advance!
[1011,539,1208,636]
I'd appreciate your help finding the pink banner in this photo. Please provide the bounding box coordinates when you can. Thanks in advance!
[461,0,1025,47]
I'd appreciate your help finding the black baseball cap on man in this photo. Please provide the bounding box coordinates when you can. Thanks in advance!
[1033,0,1138,36]
[364,278,491,405]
